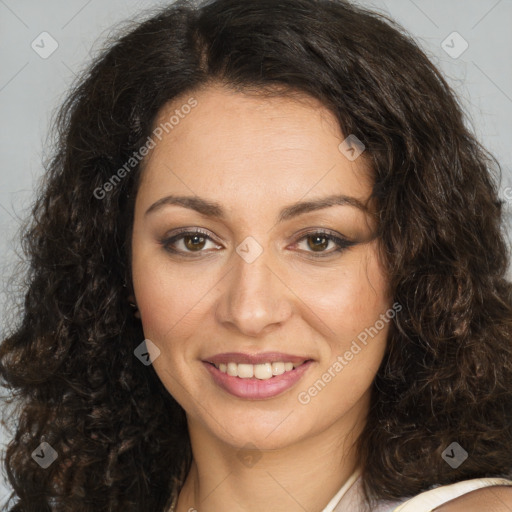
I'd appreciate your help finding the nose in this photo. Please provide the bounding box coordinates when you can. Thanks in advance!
[215,245,293,337]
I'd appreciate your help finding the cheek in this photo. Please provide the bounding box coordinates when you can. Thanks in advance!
[131,248,220,345]
[131,244,183,340]
[295,246,390,338]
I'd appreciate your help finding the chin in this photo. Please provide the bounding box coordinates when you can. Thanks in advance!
[208,413,312,451]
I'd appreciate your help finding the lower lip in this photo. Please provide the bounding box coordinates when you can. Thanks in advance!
[203,360,314,400]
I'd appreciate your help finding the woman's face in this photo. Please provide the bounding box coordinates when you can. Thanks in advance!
[131,84,392,451]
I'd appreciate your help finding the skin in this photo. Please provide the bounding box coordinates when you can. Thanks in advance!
[130,84,512,511]
[434,487,512,511]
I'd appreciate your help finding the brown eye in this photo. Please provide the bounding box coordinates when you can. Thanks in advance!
[161,229,222,256]
[294,230,355,257]
[184,234,207,251]
[307,235,329,251]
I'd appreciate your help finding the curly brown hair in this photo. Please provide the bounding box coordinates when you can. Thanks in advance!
[1,0,512,510]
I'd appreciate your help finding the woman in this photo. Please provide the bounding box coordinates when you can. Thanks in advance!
[1,0,512,510]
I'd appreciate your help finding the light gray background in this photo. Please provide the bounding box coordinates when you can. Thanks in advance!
[0,0,511,505]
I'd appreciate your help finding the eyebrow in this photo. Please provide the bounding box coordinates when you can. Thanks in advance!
[144,194,369,222]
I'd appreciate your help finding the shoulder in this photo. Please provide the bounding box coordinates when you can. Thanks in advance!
[433,485,512,511]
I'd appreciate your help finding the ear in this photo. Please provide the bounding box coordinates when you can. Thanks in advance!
[127,294,141,319]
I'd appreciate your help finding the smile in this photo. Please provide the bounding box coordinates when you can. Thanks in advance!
[203,358,314,400]
[213,361,304,379]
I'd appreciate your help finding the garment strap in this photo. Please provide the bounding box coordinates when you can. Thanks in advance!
[392,477,512,512]
[321,467,362,512]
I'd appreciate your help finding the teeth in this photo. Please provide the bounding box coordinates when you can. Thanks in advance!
[213,361,305,379]
[238,364,254,378]
[272,362,285,375]
[254,363,273,380]
[227,362,237,376]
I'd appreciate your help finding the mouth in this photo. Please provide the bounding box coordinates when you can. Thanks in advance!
[205,360,310,380]
[202,353,314,400]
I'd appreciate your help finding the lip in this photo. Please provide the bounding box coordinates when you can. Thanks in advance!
[203,359,314,400]
[204,352,310,365]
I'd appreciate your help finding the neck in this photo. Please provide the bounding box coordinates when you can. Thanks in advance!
[174,401,367,512]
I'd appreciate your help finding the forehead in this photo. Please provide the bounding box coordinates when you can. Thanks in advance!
[138,84,373,211]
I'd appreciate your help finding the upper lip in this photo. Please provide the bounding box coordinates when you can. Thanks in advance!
[204,352,312,365]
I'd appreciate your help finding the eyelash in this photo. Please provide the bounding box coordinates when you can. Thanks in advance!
[160,228,355,259]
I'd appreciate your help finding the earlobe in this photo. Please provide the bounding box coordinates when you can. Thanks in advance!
[127,294,141,319]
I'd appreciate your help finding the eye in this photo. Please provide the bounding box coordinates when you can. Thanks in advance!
[161,229,222,256]
[293,230,355,257]
[160,228,355,259]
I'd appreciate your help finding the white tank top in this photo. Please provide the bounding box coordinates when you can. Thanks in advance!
[324,466,512,512]
[166,466,512,511]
